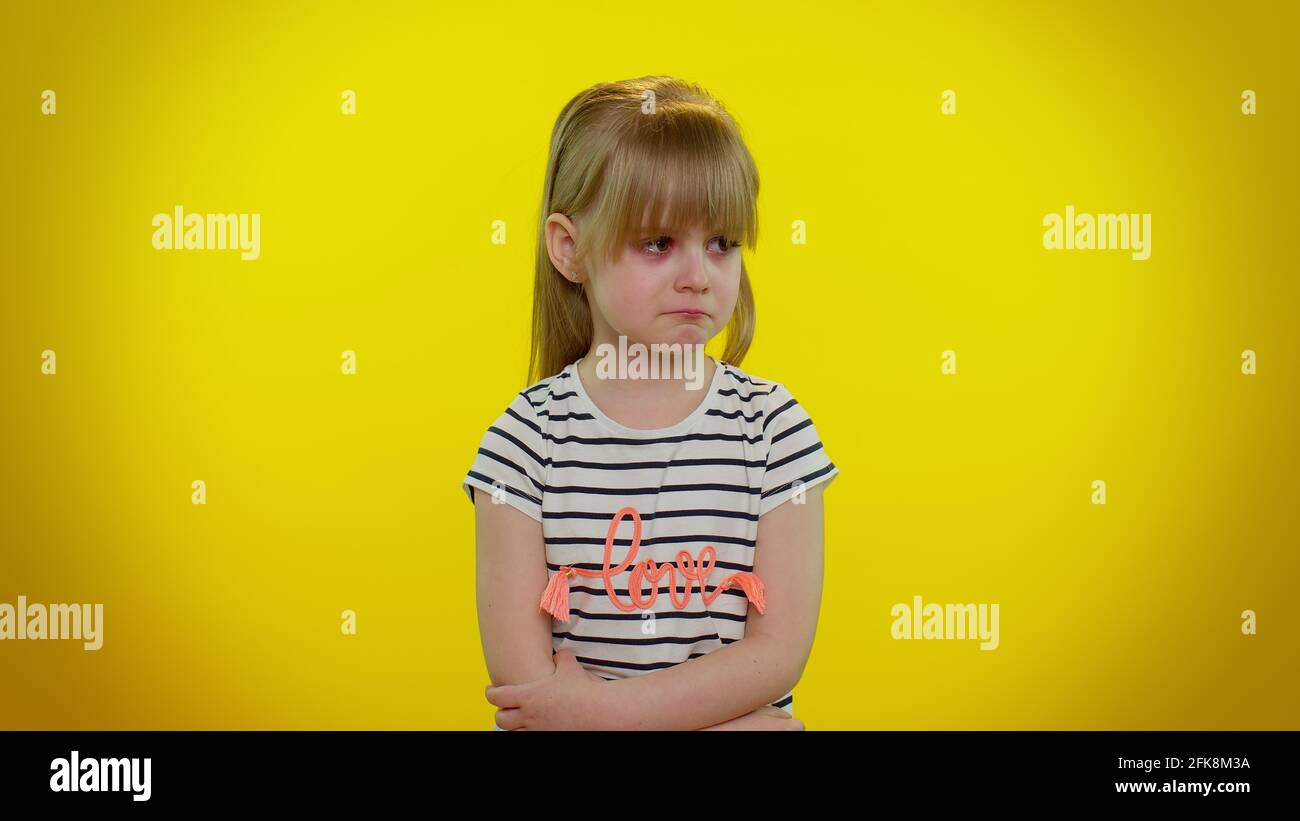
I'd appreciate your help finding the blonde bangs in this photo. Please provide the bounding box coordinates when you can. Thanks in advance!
[578,107,759,271]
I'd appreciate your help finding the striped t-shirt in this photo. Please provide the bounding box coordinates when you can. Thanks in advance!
[464,357,837,724]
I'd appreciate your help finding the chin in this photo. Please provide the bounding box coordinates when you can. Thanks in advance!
[664,326,711,346]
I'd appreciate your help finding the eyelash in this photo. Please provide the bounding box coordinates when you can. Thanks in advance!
[639,236,740,257]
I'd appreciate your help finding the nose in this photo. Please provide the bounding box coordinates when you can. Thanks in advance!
[675,247,710,293]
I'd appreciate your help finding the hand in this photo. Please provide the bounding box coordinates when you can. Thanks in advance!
[700,706,805,731]
[486,649,612,730]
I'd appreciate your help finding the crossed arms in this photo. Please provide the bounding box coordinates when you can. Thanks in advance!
[472,485,825,730]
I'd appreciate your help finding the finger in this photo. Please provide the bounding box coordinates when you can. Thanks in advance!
[495,708,524,731]
[485,684,522,709]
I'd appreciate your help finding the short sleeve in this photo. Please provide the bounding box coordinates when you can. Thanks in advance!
[462,391,549,522]
[759,384,838,516]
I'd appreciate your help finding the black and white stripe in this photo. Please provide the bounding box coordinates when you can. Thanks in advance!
[465,359,836,715]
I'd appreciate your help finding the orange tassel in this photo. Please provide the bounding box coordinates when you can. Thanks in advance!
[724,572,767,614]
[539,566,577,622]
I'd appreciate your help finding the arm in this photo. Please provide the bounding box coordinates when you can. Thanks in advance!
[473,487,555,687]
[485,486,827,731]
[700,706,804,731]
[594,484,826,729]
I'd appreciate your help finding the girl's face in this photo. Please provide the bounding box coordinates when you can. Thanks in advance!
[579,216,743,350]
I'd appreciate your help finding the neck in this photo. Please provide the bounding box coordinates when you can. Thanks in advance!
[577,336,716,399]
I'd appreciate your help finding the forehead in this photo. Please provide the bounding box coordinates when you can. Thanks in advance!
[638,203,712,234]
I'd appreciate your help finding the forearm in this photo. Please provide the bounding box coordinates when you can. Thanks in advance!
[592,635,799,730]
[481,631,555,688]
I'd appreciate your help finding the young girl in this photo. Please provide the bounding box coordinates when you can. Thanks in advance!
[464,76,837,730]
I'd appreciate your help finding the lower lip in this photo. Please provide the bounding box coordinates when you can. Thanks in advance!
[669,312,708,318]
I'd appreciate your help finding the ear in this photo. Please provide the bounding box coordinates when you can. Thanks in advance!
[544,212,581,282]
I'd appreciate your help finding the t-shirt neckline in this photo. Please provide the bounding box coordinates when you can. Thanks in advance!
[568,355,726,437]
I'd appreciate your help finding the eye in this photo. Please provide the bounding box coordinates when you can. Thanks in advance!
[638,235,739,257]
[639,236,673,256]
[709,236,739,254]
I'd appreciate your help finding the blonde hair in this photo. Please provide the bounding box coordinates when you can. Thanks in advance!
[529,76,759,383]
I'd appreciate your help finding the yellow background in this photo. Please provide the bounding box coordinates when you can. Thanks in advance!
[2,0,1295,729]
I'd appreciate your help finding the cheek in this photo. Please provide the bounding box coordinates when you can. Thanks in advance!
[603,274,656,316]
[600,260,658,304]
[715,263,742,310]
[590,267,654,328]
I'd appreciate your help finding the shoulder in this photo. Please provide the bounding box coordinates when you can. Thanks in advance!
[516,366,577,410]
[715,362,799,424]
[528,366,579,401]
[493,365,578,429]
[716,361,777,396]
[721,364,839,514]
[471,372,564,464]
